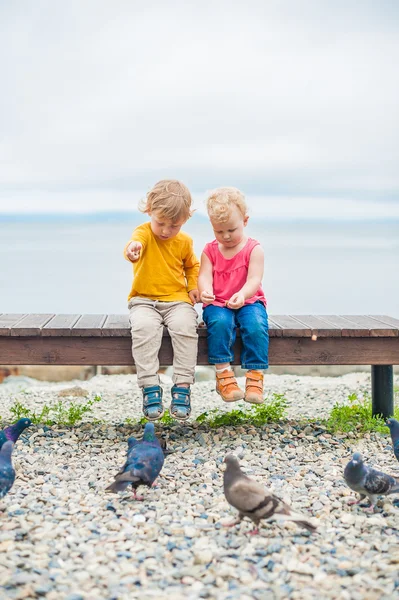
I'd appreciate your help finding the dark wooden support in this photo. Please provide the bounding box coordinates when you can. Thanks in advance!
[371,365,394,418]
[1,335,399,366]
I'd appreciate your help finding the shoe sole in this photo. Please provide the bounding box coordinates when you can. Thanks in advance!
[216,390,245,403]
[143,407,165,421]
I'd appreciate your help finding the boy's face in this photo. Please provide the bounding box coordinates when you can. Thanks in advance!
[210,204,249,249]
[150,211,186,241]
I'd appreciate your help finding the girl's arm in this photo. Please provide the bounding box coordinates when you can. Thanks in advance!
[227,245,264,309]
[198,252,215,304]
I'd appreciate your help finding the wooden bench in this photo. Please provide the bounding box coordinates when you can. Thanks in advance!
[0,314,398,418]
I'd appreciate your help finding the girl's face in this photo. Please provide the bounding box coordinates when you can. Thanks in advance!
[150,211,186,241]
[210,204,248,249]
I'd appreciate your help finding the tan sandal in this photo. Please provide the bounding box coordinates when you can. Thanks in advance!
[245,370,264,404]
[216,370,245,402]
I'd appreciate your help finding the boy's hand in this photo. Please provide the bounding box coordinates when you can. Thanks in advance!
[189,289,201,304]
[200,290,215,304]
[227,292,245,309]
[126,241,142,262]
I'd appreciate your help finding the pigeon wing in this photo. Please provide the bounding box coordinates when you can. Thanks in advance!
[127,444,164,485]
[225,475,269,513]
[364,467,399,495]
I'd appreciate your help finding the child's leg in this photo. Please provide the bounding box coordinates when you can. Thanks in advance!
[202,305,244,402]
[129,299,165,420]
[160,301,198,387]
[235,302,269,404]
[129,299,164,387]
[159,301,198,420]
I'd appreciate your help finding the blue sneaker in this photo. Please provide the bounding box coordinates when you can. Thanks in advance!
[170,386,191,421]
[142,385,164,421]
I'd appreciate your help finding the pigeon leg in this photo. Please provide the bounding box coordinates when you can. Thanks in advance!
[132,489,145,501]
[248,527,260,536]
[223,514,243,528]
[347,494,366,506]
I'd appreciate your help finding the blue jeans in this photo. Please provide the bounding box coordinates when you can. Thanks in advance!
[202,302,269,369]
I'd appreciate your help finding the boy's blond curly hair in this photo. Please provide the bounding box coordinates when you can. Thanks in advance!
[206,187,248,223]
[139,179,193,222]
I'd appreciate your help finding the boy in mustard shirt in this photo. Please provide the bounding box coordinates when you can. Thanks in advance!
[124,180,200,421]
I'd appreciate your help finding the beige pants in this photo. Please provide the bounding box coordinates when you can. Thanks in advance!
[128,298,198,388]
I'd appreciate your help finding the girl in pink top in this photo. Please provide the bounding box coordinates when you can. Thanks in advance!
[198,187,269,404]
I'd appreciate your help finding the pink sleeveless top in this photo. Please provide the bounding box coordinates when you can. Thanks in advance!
[203,238,267,308]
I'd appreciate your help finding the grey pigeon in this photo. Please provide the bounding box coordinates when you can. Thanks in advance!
[0,418,32,450]
[344,452,399,511]
[0,442,16,499]
[106,423,164,499]
[386,418,399,463]
[223,455,317,534]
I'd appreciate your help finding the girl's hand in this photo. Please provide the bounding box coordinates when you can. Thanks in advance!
[227,292,245,309]
[189,289,201,304]
[126,241,142,262]
[200,290,215,304]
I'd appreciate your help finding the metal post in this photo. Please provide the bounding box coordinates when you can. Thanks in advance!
[371,365,394,418]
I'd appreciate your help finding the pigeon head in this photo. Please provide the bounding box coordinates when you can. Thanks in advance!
[351,452,364,466]
[224,454,241,470]
[142,422,156,442]
[5,418,32,441]
[0,441,14,460]
[386,418,399,434]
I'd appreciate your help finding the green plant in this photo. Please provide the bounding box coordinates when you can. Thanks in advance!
[322,392,399,434]
[196,393,288,427]
[8,394,102,427]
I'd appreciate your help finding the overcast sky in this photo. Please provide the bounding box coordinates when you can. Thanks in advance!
[0,1,398,218]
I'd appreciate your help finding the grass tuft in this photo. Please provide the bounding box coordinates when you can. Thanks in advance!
[196,393,288,428]
[322,392,399,434]
[9,395,102,427]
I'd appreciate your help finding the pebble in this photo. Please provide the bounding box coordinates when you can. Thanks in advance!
[0,371,398,600]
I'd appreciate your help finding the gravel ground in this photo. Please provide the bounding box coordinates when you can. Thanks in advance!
[0,372,399,600]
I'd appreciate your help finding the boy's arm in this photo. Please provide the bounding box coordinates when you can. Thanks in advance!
[198,252,215,304]
[124,240,142,263]
[123,229,147,263]
[227,245,264,309]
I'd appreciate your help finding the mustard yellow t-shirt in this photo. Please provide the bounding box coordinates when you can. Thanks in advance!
[124,222,199,304]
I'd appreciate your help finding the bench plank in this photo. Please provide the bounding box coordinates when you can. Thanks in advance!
[293,315,342,337]
[367,315,399,333]
[0,314,27,337]
[72,314,107,337]
[270,316,312,337]
[42,314,81,337]
[102,314,131,337]
[267,318,283,337]
[319,315,369,337]
[341,315,397,337]
[10,314,54,337]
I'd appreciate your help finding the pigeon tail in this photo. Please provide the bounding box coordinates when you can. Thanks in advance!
[286,516,317,533]
[272,503,317,533]
[106,472,141,493]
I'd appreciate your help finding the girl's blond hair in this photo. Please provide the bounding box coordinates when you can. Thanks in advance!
[139,179,193,222]
[206,187,248,223]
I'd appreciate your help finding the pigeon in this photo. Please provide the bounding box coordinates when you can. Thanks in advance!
[223,455,317,534]
[0,442,16,499]
[106,423,164,498]
[343,452,399,512]
[0,418,32,450]
[386,418,399,463]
